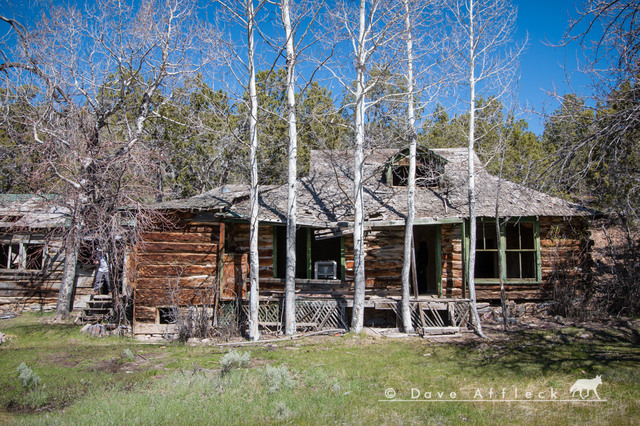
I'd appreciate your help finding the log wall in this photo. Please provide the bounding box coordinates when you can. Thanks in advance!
[441,223,464,298]
[540,216,591,294]
[133,222,221,326]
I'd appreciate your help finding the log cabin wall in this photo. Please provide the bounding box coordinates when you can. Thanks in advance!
[441,224,464,298]
[363,227,404,292]
[133,220,221,326]
[539,216,591,293]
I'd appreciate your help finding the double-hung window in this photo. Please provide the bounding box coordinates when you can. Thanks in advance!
[474,219,540,282]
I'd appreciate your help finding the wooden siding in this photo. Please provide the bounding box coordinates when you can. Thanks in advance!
[133,222,221,326]
[441,224,464,298]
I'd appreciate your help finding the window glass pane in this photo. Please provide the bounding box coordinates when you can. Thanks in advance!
[506,252,537,279]
[506,223,519,249]
[475,251,499,278]
[25,245,44,270]
[0,244,9,268]
[476,222,497,249]
[506,252,520,278]
[520,222,534,249]
[520,252,536,278]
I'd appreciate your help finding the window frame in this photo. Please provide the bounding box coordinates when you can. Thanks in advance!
[473,218,541,284]
[0,239,47,272]
[273,226,345,282]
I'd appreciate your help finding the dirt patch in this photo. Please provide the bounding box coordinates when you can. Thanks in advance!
[5,399,63,415]
[90,357,122,374]
[47,353,81,368]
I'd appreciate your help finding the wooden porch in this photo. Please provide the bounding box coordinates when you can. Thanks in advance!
[239,294,472,335]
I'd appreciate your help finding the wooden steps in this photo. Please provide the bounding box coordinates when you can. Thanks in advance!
[75,295,113,323]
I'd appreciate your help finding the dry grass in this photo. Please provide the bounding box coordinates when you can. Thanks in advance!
[0,312,638,424]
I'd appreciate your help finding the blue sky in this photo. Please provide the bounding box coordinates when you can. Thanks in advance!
[515,1,592,135]
[1,0,592,136]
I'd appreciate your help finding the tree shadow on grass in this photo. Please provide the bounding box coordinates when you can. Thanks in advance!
[453,324,640,378]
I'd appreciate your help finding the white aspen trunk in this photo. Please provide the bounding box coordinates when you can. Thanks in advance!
[495,141,508,331]
[282,0,297,336]
[247,0,260,341]
[54,222,79,319]
[495,214,508,331]
[400,0,416,334]
[351,0,368,334]
[466,0,484,338]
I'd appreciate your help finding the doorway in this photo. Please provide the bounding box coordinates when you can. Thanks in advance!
[413,225,439,295]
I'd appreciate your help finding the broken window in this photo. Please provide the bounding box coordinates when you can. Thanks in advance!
[387,150,446,188]
[474,219,539,281]
[505,222,536,279]
[274,227,343,280]
[0,242,46,270]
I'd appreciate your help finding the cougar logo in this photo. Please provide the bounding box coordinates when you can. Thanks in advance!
[570,375,602,399]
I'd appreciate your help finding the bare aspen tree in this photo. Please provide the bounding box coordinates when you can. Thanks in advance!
[466,0,482,337]
[279,0,326,336]
[400,0,447,334]
[247,0,261,341]
[216,0,267,341]
[326,0,404,333]
[281,0,298,336]
[351,0,368,334]
[448,0,523,337]
[400,0,417,334]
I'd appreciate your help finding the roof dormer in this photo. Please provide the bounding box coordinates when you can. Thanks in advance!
[384,147,448,188]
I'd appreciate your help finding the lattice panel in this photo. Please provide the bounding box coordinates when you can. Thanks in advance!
[453,302,470,327]
[217,301,241,328]
[295,300,348,331]
[238,299,348,333]
[407,301,471,330]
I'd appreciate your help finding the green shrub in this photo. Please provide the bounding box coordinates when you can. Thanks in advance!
[17,362,41,389]
[220,350,250,374]
[274,401,293,421]
[265,365,296,393]
[124,348,135,361]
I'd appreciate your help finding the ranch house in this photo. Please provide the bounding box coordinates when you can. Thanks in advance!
[129,148,594,339]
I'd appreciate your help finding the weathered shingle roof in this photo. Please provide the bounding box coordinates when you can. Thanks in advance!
[156,148,594,225]
[0,194,68,229]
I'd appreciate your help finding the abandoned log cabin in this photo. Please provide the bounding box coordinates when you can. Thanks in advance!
[130,148,594,339]
[0,194,98,311]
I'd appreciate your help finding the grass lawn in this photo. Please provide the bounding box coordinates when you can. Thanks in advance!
[1,313,639,425]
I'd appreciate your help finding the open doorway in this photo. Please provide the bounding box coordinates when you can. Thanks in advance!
[413,226,439,295]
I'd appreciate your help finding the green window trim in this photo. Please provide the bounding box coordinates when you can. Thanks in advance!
[272,226,278,278]
[471,218,542,284]
[435,225,442,297]
[273,225,346,281]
